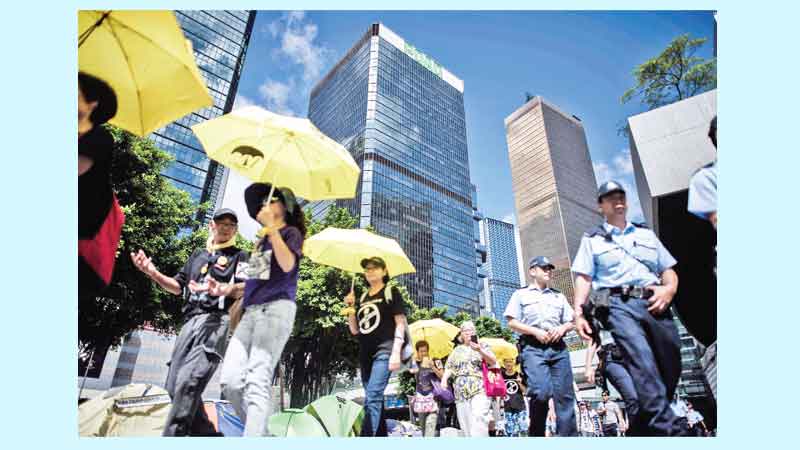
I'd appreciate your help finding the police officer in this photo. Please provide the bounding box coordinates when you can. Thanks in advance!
[504,256,577,437]
[688,116,717,229]
[572,181,685,436]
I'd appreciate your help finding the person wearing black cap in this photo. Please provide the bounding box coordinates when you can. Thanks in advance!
[343,256,408,436]
[218,183,306,436]
[504,256,577,437]
[78,72,123,298]
[571,181,685,436]
[130,208,248,436]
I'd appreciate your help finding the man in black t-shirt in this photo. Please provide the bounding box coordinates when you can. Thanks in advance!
[131,208,248,436]
[344,257,408,437]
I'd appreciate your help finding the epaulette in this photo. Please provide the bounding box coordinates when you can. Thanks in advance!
[586,224,607,237]
[632,222,649,229]
[549,287,561,293]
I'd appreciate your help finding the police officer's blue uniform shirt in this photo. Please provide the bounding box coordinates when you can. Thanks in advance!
[504,284,574,331]
[688,161,717,221]
[571,221,677,290]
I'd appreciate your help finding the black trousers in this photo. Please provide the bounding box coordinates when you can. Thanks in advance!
[162,313,228,436]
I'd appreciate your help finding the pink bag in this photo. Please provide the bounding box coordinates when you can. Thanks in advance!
[412,393,438,414]
[482,362,507,398]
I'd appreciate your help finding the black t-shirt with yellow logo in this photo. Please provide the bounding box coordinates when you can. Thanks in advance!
[173,246,248,320]
[355,285,405,367]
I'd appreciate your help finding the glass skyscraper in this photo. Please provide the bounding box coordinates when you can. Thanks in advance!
[480,217,522,327]
[149,10,257,221]
[309,23,477,313]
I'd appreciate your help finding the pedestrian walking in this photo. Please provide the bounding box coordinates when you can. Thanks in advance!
[218,183,305,436]
[572,181,687,436]
[504,256,577,437]
[440,321,497,437]
[596,391,627,437]
[344,256,409,436]
[130,208,248,436]
[409,340,444,437]
[577,402,599,437]
[686,401,708,436]
[501,358,528,436]
[79,71,124,298]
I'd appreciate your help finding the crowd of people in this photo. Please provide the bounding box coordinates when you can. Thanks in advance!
[79,65,717,437]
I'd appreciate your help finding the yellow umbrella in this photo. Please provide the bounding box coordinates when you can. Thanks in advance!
[480,337,518,362]
[191,106,360,201]
[304,227,416,276]
[408,319,460,359]
[78,10,213,136]
[304,227,415,315]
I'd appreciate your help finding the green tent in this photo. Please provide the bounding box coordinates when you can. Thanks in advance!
[304,395,364,437]
[268,408,329,437]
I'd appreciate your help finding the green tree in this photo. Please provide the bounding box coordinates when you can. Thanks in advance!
[621,33,716,109]
[78,126,249,356]
[282,206,416,407]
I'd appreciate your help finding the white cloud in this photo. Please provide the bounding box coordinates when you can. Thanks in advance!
[232,94,257,110]
[268,11,330,82]
[258,79,296,116]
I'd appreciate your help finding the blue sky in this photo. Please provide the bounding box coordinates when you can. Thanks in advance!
[231,10,715,225]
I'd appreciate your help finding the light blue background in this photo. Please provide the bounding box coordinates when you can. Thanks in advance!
[5,0,791,447]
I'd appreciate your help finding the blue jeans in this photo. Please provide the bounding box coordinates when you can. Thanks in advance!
[360,354,391,436]
[605,296,685,436]
[601,350,639,431]
[520,341,577,436]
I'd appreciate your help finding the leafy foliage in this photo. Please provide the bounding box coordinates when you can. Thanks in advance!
[621,33,716,109]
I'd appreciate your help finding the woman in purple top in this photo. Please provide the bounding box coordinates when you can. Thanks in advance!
[215,182,305,436]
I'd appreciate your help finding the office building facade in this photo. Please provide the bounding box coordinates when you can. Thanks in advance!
[309,23,477,313]
[480,217,522,326]
[149,10,257,221]
[504,96,599,301]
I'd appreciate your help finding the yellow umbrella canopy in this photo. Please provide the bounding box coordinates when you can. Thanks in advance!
[78,10,213,136]
[480,337,519,362]
[408,319,460,359]
[191,106,360,201]
[303,227,416,276]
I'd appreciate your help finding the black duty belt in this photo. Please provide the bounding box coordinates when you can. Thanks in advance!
[607,285,654,299]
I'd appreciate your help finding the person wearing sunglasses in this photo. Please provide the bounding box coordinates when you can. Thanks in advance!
[215,183,306,436]
[504,256,577,437]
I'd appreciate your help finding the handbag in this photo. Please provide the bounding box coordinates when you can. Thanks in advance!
[430,375,455,405]
[482,362,507,398]
[412,392,438,414]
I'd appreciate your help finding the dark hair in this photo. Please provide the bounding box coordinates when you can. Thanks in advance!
[285,200,307,238]
[708,115,717,148]
[78,72,117,125]
[415,340,429,351]
[602,390,610,396]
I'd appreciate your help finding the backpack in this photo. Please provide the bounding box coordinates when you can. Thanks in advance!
[359,285,414,368]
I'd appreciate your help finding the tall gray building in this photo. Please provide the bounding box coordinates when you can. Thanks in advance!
[308,23,477,314]
[504,96,599,300]
[149,10,257,222]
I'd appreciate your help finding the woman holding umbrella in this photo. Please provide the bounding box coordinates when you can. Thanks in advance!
[343,256,408,437]
[214,182,305,437]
